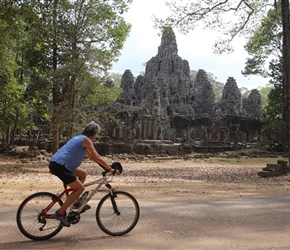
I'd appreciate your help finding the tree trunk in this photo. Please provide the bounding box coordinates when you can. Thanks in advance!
[281,0,290,163]
[51,106,60,153]
[5,126,10,145]
[51,0,59,153]
[68,76,76,138]
[68,34,78,139]
[9,109,19,145]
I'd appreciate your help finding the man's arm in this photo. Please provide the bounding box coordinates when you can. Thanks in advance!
[83,137,113,173]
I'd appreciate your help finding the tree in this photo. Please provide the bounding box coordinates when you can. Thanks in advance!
[242,4,282,78]
[262,85,283,143]
[13,0,132,152]
[155,0,290,161]
[0,1,37,145]
[281,0,290,159]
[0,0,132,151]
[242,4,284,145]
[258,84,273,109]
[0,69,26,145]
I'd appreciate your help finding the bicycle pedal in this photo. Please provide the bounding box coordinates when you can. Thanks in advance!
[80,204,91,214]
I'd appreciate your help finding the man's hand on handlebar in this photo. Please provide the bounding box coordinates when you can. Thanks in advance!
[109,167,120,176]
[102,168,120,177]
[99,162,123,176]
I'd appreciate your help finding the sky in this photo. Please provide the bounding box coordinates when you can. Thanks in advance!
[111,0,270,90]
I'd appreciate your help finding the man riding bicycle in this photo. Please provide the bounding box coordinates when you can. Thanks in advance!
[49,121,114,227]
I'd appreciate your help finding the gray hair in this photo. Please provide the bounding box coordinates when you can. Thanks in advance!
[82,121,101,137]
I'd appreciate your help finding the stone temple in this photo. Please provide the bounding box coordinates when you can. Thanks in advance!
[102,28,263,154]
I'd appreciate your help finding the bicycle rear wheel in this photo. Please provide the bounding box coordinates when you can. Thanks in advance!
[96,191,140,236]
[16,192,63,240]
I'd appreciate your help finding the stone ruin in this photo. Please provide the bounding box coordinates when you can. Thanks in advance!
[257,160,290,177]
[99,28,264,155]
[6,28,264,156]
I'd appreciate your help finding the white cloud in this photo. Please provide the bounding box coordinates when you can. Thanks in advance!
[112,0,270,89]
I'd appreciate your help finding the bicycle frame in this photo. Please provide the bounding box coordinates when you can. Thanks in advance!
[41,174,113,219]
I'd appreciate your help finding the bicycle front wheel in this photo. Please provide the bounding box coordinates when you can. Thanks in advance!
[96,191,140,236]
[16,192,63,240]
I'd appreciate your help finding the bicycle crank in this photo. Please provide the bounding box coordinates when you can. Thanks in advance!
[67,212,80,224]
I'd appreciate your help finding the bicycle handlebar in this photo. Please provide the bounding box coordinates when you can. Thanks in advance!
[99,162,123,177]
[101,168,119,177]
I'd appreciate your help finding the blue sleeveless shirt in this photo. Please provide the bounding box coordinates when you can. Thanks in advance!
[50,135,87,171]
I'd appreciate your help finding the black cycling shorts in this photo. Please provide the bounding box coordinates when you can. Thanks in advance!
[49,161,77,185]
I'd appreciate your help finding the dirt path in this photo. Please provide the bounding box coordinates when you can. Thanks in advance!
[1,154,290,205]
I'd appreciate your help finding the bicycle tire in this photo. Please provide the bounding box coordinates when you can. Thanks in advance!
[96,191,140,236]
[16,192,63,240]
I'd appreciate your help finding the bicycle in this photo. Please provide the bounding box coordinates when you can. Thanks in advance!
[16,162,140,241]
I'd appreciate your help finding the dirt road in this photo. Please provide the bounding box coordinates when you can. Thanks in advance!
[1,154,290,249]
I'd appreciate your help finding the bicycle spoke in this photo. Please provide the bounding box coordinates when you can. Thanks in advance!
[96,191,140,236]
[16,192,63,240]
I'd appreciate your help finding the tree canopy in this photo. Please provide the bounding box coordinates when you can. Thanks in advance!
[154,0,272,54]
[0,0,132,150]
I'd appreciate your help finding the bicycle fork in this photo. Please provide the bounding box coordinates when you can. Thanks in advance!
[106,184,120,216]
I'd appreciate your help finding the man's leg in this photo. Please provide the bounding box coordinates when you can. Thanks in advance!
[73,168,87,183]
[58,178,85,215]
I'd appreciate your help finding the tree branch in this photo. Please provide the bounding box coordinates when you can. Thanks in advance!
[178,1,255,41]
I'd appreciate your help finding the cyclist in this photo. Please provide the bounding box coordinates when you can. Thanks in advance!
[49,121,114,227]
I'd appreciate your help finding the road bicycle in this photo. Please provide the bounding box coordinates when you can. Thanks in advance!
[16,162,140,241]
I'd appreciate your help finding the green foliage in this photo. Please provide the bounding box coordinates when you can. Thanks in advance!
[95,85,123,104]
[261,57,283,142]
[0,0,133,146]
[47,0,132,139]
[0,65,28,143]
[0,1,38,143]
[257,84,272,109]
[74,72,123,106]
[109,72,123,87]
[207,72,224,103]
[241,2,284,143]
[239,87,251,99]
[243,4,282,77]
[261,84,284,142]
